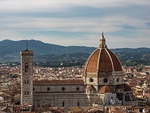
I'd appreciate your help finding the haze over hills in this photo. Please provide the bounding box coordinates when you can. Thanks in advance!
[0,39,150,66]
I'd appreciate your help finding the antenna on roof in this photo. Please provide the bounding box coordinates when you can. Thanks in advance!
[26,39,28,50]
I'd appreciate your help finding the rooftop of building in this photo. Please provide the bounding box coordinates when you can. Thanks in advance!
[84,32,122,74]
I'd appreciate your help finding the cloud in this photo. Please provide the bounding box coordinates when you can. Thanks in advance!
[0,0,150,48]
[0,0,150,13]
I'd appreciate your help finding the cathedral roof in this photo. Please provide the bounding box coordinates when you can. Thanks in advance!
[33,79,84,85]
[99,85,114,94]
[116,84,132,92]
[86,85,96,91]
[84,32,122,73]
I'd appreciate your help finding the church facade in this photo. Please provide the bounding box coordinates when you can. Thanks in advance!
[20,33,137,108]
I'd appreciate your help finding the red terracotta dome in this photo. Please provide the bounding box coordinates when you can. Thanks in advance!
[85,33,122,73]
[116,84,132,92]
[99,85,114,94]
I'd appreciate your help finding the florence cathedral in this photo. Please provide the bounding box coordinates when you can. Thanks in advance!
[20,33,137,108]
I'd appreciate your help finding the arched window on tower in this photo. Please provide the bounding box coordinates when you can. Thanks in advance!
[25,63,29,72]
[24,91,26,95]
[24,80,26,84]
[27,91,29,95]
[27,79,29,84]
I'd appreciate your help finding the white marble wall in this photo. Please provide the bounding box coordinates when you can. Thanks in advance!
[33,84,89,108]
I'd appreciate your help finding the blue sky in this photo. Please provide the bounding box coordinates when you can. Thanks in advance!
[0,0,150,48]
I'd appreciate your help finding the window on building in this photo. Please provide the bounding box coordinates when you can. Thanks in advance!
[62,101,65,107]
[24,80,26,84]
[89,78,93,82]
[27,91,29,95]
[33,88,35,91]
[49,103,51,107]
[37,102,40,107]
[117,78,119,82]
[25,63,29,72]
[77,102,80,106]
[27,79,29,84]
[24,91,26,95]
[47,87,50,91]
[103,78,108,83]
[62,87,65,91]
[76,87,79,91]
[24,79,29,84]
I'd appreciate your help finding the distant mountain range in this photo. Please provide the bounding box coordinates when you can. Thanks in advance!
[0,39,150,66]
[0,39,95,62]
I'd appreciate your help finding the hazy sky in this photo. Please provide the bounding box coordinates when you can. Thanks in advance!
[0,0,150,48]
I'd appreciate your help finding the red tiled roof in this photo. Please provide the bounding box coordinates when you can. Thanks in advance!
[144,93,150,98]
[33,79,84,85]
[86,85,96,90]
[116,84,132,92]
[99,85,114,94]
[85,41,122,74]
[128,77,145,87]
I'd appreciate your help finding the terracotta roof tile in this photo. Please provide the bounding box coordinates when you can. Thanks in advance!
[116,84,132,92]
[85,46,122,74]
[33,79,84,85]
[99,85,114,94]
[86,85,96,90]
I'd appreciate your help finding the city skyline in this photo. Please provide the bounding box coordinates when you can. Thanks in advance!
[0,0,150,48]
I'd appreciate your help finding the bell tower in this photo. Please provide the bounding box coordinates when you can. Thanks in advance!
[20,47,34,105]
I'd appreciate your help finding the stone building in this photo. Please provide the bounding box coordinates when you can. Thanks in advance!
[20,33,137,108]
[20,49,33,105]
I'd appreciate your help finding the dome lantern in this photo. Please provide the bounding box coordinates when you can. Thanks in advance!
[99,32,107,48]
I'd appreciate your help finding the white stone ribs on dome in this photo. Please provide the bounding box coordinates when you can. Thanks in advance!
[114,53,123,72]
[84,52,92,73]
[84,48,99,74]
[109,49,123,72]
[105,48,115,72]
[84,32,123,74]
[97,48,102,72]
